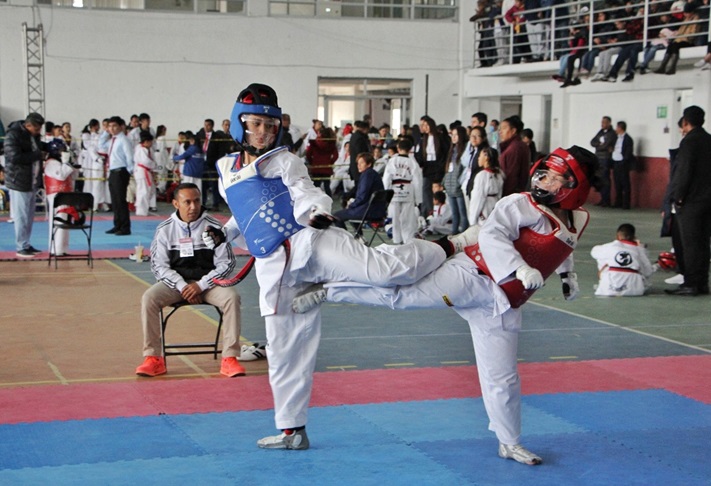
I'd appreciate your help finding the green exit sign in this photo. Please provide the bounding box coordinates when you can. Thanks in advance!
[657,106,668,119]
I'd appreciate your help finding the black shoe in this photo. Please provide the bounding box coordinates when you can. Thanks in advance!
[639,67,647,75]
[622,74,634,82]
[560,81,573,88]
[26,245,42,254]
[16,249,36,258]
[114,230,131,236]
[106,228,119,234]
[664,285,700,296]
[572,77,582,85]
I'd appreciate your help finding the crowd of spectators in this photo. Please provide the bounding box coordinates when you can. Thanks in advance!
[470,0,710,79]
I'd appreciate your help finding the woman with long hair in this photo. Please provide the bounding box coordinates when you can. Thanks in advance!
[443,126,470,233]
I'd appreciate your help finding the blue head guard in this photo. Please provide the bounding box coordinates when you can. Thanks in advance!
[229,83,283,156]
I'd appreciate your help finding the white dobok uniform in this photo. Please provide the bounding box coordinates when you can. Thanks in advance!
[80,132,109,210]
[44,155,78,255]
[382,154,423,244]
[591,239,653,296]
[216,146,447,430]
[468,168,504,226]
[428,203,452,235]
[325,193,589,445]
[133,145,157,216]
[153,135,172,193]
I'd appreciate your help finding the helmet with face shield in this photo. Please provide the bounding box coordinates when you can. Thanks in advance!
[530,146,598,210]
[229,83,283,157]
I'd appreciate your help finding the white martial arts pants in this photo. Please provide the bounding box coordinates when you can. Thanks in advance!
[46,193,70,256]
[134,178,154,216]
[261,227,448,430]
[326,253,523,445]
[389,201,418,244]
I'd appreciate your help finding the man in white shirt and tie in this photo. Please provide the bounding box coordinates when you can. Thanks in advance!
[99,116,134,235]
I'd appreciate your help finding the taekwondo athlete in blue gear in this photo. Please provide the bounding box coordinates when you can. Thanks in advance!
[200,83,461,450]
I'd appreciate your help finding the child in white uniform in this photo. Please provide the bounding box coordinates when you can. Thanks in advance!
[468,147,504,226]
[591,223,654,296]
[134,132,157,216]
[382,138,423,244]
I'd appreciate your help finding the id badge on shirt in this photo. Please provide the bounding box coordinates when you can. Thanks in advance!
[179,237,194,257]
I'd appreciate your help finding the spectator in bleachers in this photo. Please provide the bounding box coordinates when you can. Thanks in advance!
[655,3,701,74]
[504,0,533,63]
[602,9,644,82]
[694,41,711,69]
[638,11,676,75]
[590,19,626,81]
[580,11,615,77]
[560,21,588,87]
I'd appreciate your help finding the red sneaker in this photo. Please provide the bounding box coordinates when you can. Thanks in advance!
[220,357,246,377]
[135,356,167,377]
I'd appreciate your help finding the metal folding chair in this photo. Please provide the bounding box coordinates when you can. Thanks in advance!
[48,192,94,269]
[348,189,394,246]
[159,301,224,364]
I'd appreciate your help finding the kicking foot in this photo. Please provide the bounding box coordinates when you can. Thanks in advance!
[448,225,480,253]
[292,284,327,314]
[498,443,542,465]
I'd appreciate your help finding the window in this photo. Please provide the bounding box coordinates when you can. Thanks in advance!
[269,0,457,20]
[34,0,245,13]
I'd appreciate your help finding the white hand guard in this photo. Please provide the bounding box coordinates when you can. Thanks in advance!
[202,226,227,250]
[561,272,579,301]
[515,263,544,290]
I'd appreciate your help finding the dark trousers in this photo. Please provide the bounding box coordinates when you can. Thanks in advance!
[421,176,434,217]
[598,158,612,205]
[676,202,711,288]
[670,215,685,276]
[612,161,630,209]
[609,43,643,77]
[202,167,223,209]
[109,168,131,232]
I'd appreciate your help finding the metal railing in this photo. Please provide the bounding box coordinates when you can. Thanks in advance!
[472,0,710,68]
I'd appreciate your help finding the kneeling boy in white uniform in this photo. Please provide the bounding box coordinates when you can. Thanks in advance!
[591,223,653,296]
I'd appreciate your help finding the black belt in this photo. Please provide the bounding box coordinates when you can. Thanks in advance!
[110,167,128,172]
[392,179,411,184]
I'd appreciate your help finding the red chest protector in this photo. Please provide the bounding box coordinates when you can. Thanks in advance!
[43,174,74,196]
[465,197,589,308]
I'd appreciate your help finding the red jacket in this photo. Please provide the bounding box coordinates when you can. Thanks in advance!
[499,136,531,196]
[306,138,337,177]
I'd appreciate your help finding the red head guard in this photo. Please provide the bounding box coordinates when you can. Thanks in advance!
[530,147,592,210]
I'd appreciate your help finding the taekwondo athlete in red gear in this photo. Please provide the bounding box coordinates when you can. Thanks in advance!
[200,83,462,450]
[293,146,601,465]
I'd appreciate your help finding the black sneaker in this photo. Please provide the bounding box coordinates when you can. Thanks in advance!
[16,249,35,258]
[622,74,634,82]
[26,246,42,254]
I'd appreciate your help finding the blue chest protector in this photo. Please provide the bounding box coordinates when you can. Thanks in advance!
[220,147,304,257]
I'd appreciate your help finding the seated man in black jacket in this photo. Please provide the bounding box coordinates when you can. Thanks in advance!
[332,152,386,230]
[136,183,245,377]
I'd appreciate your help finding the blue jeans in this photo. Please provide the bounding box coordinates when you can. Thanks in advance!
[448,194,469,234]
[9,189,36,251]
